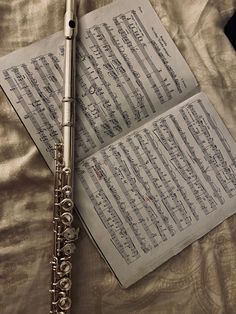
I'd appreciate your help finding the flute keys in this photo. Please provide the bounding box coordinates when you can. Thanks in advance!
[62,243,76,255]
[63,167,71,175]
[59,277,72,291]
[63,227,78,241]
[60,261,72,274]
[62,185,72,197]
[58,296,71,311]
[60,198,74,211]
[61,212,73,225]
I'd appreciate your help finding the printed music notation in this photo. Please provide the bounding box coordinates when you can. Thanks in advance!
[2,60,62,161]
[78,98,236,265]
[0,0,197,170]
[75,5,197,154]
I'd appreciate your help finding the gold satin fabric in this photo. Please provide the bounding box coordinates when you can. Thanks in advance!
[0,1,236,313]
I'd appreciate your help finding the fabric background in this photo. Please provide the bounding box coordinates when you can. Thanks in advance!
[0,0,236,313]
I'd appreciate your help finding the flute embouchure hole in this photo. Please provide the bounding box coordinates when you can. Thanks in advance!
[69,20,75,28]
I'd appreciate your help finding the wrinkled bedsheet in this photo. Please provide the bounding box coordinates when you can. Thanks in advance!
[0,0,236,313]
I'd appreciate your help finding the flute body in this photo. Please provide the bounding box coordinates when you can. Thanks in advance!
[50,1,78,313]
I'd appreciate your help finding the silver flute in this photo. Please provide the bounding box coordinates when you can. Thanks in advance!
[50,1,78,313]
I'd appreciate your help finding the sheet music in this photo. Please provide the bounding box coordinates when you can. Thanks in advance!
[0,0,198,170]
[76,93,236,287]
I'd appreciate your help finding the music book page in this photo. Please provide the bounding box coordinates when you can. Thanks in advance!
[1,0,236,288]
[76,92,236,287]
[0,0,198,170]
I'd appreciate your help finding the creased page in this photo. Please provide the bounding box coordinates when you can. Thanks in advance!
[0,0,197,171]
[77,92,236,288]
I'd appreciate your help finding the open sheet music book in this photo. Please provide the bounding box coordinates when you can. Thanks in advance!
[1,0,236,288]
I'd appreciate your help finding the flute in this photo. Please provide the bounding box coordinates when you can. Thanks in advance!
[50,1,78,313]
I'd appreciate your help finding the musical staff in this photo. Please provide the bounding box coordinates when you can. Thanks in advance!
[78,97,236,263]
[2,67,59,157]
[79,161,140,264]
